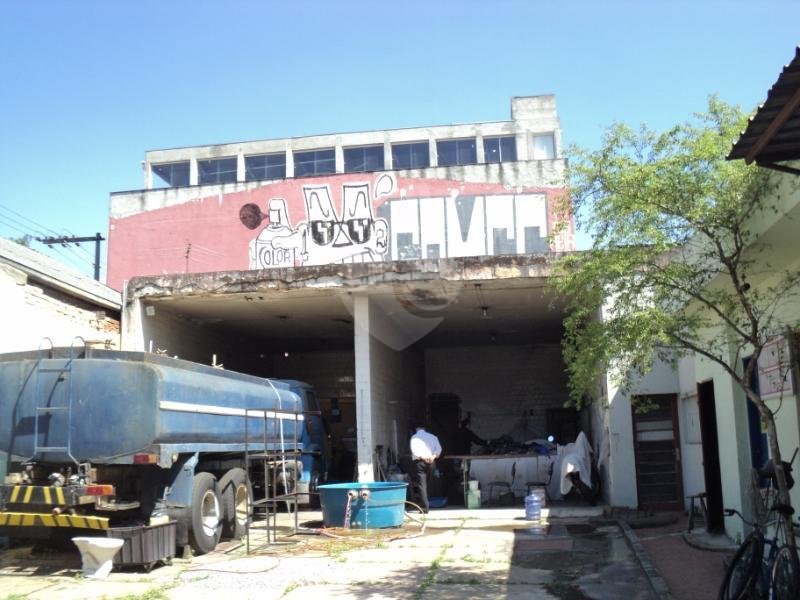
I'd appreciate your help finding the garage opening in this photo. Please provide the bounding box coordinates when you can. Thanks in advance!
[126,260,595,507]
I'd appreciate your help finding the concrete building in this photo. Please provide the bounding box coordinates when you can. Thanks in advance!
[0,237,121,353]
[107,96,606,499]
[677,48,800,540]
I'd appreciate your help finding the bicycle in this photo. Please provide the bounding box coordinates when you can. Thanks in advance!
[718,502,799,600]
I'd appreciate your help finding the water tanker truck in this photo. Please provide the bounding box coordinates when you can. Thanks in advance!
[0,346,326,555]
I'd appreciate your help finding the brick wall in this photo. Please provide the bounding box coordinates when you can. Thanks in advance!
[1,263,119,353]
[424,343,570,441]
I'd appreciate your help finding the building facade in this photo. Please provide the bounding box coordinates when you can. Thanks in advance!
[108,96,637,503]
[108,96,572,289]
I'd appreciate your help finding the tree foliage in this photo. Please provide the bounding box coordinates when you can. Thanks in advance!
[552,97,800,526]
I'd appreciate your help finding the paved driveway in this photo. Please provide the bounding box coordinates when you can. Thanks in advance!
[0,508,658,600]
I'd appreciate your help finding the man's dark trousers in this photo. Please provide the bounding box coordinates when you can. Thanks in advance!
[412,459,431,513]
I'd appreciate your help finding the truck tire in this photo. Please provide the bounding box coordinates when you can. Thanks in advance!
[219,467,251,540]
[188,472,222,555]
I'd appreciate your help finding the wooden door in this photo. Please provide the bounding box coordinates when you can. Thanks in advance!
[632,394,684,510]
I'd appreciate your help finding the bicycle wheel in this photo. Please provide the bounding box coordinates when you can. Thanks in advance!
[771,545,800,600]
[719,532,764,600]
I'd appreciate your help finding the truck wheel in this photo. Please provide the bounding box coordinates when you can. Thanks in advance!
[219,468,251,540]
[189,472,222,555]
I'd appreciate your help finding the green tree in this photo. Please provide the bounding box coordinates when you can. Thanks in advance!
[552,98,800,540]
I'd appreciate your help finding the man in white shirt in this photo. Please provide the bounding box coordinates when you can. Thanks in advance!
[409,422,442,513]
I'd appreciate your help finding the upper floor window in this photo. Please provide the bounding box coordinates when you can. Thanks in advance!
[152,161,190,188]
[391,142,430,169]
[531,133,556,160]
[437,138,476,167]
[344,145,384,173]
[198,157,237,185]
[484,136,517,163]
[294,148,335,177]
[245,153,286,181]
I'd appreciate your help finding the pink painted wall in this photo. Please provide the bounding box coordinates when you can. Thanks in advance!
[108,173,572,290]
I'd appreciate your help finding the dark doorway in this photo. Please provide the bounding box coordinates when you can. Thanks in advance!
[697,380,724,532]
[632,394,684,510]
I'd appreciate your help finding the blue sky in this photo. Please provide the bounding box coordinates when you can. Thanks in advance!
[1,0,798,280]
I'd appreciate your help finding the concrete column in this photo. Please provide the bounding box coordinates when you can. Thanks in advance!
[383,136,392,170]
[121,296,146,352]
[429,137,438,167]
[236,150,245,182]
[143,160,153,189]
[285,144,294,178]
[335,138,344,174]
[515,131,529,161]
[353,295,375,482]
[189,158,198,186]
[475,132,485,164]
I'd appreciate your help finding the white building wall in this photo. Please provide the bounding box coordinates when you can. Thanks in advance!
[605,357,680,508]
[0,262,119,352]
[677,355,706,510]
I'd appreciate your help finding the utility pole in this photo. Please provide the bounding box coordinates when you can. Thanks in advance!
[36,233,105,281]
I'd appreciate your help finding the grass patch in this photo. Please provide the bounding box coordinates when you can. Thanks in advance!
[114,587,171,600]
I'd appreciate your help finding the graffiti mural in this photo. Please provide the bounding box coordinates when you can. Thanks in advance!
[240,174,392,268]
[239,172,557,269]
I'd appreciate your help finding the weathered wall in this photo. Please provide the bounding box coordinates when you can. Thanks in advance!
[108,171,570,290]
[0,262,119,352]
[424,344,570,442]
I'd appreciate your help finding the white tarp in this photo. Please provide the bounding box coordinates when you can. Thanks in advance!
[548,431,594,500]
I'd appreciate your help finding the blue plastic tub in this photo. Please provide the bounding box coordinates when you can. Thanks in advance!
[318,482,408,528]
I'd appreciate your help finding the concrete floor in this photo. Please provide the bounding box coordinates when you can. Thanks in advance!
[0,507,732,600]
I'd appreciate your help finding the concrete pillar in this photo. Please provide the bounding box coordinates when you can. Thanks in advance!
[143,160,153,189]
[335,138,344,174]
[189,158,198,186]
[383,136,392,170]
[353,295,375,482]
[515,131,529,161]
[121,296,146,352]
[475,132,485,164]
[285,144,294,178]
[236,150,245,182]
[429,138,438,168]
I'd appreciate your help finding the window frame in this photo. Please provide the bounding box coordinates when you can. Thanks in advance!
[245,152,287,181]
[197,156,238,185]
[151,161,190,188]
[293,148,336,177]
[436,138,477,167]
[483,135,517,163]
[391,141,430,169]
[343,144,385,173]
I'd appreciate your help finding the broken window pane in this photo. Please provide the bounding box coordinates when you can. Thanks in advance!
[245,153,286,181]
[344,145,384,173]
[151,161,190,188]
[294,149,335,177]
[437,138,477,167]
[198,157,237,185]
[391,142,430,169]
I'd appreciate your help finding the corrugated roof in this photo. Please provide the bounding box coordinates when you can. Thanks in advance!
[728,46,800,165]
[0,237,121,311]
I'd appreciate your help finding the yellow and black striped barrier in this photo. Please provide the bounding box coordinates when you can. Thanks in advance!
[0,511,109,530]
[5,485,69,506]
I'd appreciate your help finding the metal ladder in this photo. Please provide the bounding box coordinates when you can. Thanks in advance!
[28,336,85,470]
